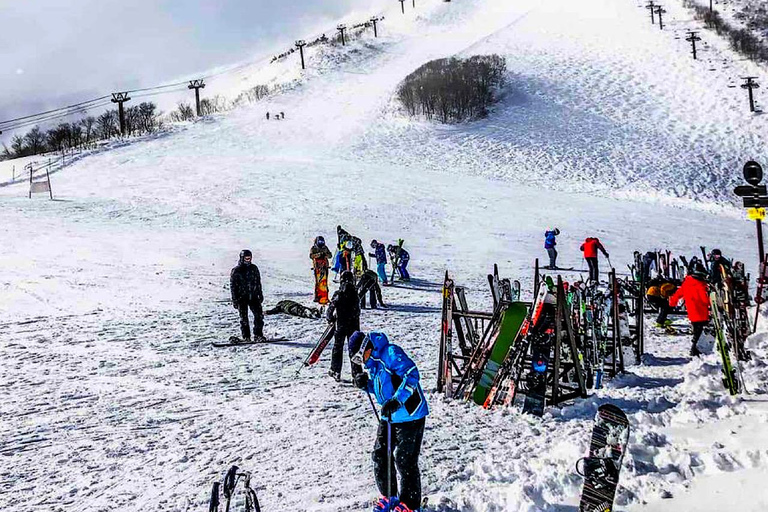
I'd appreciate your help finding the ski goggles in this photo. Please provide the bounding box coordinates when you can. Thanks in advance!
[351,335,373,365]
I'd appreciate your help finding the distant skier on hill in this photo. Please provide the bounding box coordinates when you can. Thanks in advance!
[265,300,322,319]
[230,249,265,343]
[544,228,560,269]
[388,243,410,282]
[325,271,362,382]
[669,261,711,357]
[310,236,332,304]
[369,239,389,284]
[580,237,609,282]
[349,331,429,512]
[358,269,386,309]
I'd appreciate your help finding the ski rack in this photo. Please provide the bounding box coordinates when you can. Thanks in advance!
[503,274,588,410]
[438,266,525,398]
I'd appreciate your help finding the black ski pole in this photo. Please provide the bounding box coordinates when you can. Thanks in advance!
[367,391,380,422]
[386,416,393,501]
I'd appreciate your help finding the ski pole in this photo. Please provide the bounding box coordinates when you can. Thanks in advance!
[386,416,393,501]
[367,391,380,422]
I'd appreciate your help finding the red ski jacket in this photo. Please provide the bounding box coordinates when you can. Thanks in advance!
[669,275,710,323]
[580,238,606,259]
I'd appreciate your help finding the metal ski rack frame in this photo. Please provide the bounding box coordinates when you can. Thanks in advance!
[550,275,589,405]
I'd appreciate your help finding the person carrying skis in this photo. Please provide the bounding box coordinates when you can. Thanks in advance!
[544,228,560,269]
[230,249,265,342]
[348,331,429,512]
[669,261,710,357]
[265,299,322,319]
[580,237,609,282]
[369,239,389,285]
[708,248,732,286]
[388,243,411,282]
[325,271,362,382]
[358,269,386,309]
[645,278,676,329]
[310,236,332,304]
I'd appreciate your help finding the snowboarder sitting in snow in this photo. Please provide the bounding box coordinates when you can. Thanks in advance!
[370,239,389,285]
[708,248,732,286]
[230,249,265,343]
[388,243,411,282]
[326,271,362,382]
[349,331,429,512]
[358,269,386,309]
[645,278,677,330]
[669,261,710,357]
[580,237,609,282]
[265,300,322,319]
[310,236,333,304]
[544,228,560,269]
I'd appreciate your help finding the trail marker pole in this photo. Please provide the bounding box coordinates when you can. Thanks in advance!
[371,17,381,37]
[337,24,347,46]
[646,1,656,24]
[399,0,406,14]
[654,6,666,30]
[741,77,760,112]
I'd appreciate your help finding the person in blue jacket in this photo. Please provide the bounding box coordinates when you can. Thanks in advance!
[369,239,389,285]
[544,228,560,270]
[349,331,428,512]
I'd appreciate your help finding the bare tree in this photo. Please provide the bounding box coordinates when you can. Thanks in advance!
[10,135,25,157]
[24,126,46,155]
[80,116,96,145]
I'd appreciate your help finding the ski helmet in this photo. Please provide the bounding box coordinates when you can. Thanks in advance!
[370,239,378,248]
[239,249,253,264]
[553,228,560,236]
[711,248,722,258]
[688,261,708,281]
[340,270,354,284]
[316,236,325,247]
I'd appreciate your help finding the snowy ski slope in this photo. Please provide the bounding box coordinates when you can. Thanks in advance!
[2,0,768,510]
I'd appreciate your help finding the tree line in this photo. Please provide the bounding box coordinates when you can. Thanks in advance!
[396,55,508,123]
[683,0,768,62]
[2,101,162,160]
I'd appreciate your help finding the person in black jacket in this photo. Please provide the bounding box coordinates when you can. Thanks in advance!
[357,269,386,309]
[230,249,265,342]
[326,271,361,382]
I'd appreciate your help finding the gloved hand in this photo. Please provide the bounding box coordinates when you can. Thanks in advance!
[354,373,369,390]
[233,303,239,310]
[382,398,401,419]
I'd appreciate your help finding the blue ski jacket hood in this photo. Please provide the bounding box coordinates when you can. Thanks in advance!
[544,230,557,249]
[364,331,429,423]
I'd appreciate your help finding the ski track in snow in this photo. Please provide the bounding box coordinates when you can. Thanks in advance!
[2,0,768,510]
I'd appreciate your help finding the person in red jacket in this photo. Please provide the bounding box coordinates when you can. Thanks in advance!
[580,237,609,282]
[668,262,711,357]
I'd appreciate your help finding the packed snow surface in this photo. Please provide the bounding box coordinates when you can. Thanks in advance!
[2,0,768,511]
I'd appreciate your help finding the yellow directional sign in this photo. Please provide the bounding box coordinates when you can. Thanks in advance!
[747,207,766,221]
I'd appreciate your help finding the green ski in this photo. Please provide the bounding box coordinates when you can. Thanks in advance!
[710,291,740,395]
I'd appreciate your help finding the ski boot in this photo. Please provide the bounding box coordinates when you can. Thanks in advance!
[253,334,267,343]
[690,344,702,357]
[328,370,341,382]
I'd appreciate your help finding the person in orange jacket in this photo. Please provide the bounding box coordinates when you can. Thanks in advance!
[580,237,609,282]
[668,261,711,357]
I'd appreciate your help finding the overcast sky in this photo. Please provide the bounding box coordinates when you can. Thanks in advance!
[0,0,387,139]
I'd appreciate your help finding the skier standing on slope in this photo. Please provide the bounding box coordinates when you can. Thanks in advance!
[669,261,711,357]
[310,236,333,304]
[544,228,560,269]
[326,271,362,382]
[580,237,609,282]
[349,331,429,512]
[369,240,389,285]
[708,248,732,286]
[388,244,411,282]
[358,269,386,309]
[230,249,265,342]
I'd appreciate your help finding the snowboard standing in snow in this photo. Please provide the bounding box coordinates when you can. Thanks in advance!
[577,404,630,512]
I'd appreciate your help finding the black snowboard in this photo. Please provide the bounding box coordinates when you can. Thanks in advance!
[213,336,288,347]
[577,404,630,512]
[522,342,551,416]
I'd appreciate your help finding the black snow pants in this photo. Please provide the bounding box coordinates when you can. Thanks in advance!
[692,321,707,349]
[372,418,426,511]
[360,281,384,309]
[586,257,599,282]
[238,300,264,339]
[547,248,558,269]
[647,296,670,325]
[330,320,361,377]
